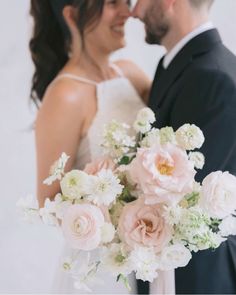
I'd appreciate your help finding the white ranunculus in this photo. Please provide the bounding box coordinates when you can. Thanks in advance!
[159,244,192,271]
[219,215,236,237]
[101,222,116,244]
[87,169,123,206]
[176,124,205,150]
[189,151,205,169]
[200,171,236,219]
[129,246,159,282]
[60,170,90,200]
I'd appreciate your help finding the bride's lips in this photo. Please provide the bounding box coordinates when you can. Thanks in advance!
[111,23,125,37]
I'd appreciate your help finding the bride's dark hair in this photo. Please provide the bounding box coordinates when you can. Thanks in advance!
[29,0,105,105]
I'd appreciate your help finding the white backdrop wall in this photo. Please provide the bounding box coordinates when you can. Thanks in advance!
[0,1,236,293]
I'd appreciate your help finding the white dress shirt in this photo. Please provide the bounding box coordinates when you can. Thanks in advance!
[163,21,215,69]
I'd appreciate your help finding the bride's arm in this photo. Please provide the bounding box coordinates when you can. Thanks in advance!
[115,60,151,104]
[35,80,86,208]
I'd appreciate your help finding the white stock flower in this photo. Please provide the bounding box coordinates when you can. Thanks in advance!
[102,120,135,159]
[159,244,192,270]
[176,124,205,150]
[163,204,183,226]
[87,169,123,206]
[140,128,160,148]
[219,215,236,237]
[159,127,176,144]
[101,222,116,244]
[60,170,90,200]
[133,108,155,134]
[16,195,40,223]
[130,247,159,282]
[172,206,219,252]
[101,244,133,276]
[43,152,70,185]
[39,198,58,226]
[189,152,205,169]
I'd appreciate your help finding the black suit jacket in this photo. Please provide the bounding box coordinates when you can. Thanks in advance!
[148,29,236,294]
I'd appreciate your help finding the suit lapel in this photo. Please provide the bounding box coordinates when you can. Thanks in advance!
[150,29,222,109]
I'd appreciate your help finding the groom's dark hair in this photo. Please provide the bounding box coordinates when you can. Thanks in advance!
[189,0,214,9]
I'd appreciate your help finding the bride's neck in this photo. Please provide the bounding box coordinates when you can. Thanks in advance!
[68,43,112,81]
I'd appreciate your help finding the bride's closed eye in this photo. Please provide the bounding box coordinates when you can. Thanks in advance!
[105,0,131,7]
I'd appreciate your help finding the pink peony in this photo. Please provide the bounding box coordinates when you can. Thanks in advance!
[62,204,104,250]
[118,198,172,253]
[128,143,196,205]
[84,156,116,175]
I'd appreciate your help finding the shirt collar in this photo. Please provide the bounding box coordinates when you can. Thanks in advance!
[163,21,215,69]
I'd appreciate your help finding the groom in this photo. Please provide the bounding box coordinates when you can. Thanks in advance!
[132,0,236,294]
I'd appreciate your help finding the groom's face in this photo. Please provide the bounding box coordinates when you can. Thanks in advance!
[132,0,170,45]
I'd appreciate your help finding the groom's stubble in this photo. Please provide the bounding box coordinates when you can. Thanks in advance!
[143,1,170,45]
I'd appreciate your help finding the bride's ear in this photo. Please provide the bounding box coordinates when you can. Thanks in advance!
[62,5,80,37]
[62,5,82,57]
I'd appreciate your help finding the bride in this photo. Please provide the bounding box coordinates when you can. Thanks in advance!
[29,0,151,293]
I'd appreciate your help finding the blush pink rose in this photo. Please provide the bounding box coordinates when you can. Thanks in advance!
[118,198,172,253]
[128,143,196,205]
[62,204,104,250]
[84,156,116,175]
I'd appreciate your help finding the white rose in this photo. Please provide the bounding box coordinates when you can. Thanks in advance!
[159,244,192,270]
[200,171,236,219]
[176,124,204,150]
[219,215,236,237]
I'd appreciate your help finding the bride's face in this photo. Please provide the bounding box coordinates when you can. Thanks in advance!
[85,0,131,53]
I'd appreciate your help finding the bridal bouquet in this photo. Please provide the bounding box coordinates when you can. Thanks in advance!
[17,108,236,291]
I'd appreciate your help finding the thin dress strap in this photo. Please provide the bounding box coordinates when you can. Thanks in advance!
[55,73,98,86]
[109,63,125,77]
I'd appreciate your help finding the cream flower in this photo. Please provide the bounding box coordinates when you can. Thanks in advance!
[129,246,159,282]
[176,124,204,150]
[200,171,236,219]
[60,170,90,200]
[189,151,205,169]
[159,244,192,270]
[43,152,70,185]
[87,169,123,206]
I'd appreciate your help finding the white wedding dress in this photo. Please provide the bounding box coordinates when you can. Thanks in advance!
[51,64,175,294]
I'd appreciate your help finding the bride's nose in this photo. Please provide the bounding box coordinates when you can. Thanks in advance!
[118,0,132,18]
